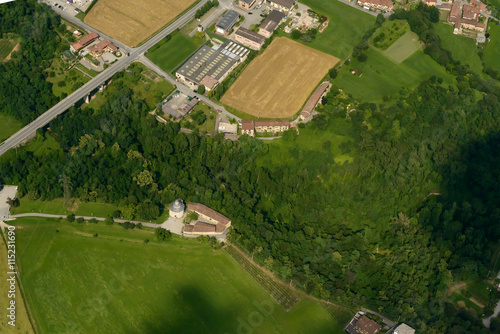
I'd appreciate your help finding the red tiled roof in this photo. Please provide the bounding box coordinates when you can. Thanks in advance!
[359,0,394,8]
[463,4,480,19]
[301,82,329,118]
[471,0,487,10]
[355,315,382,334]
[450,1,462,20]
[241,120,255,131]
[187,203,231,226]
[71,32,98,50]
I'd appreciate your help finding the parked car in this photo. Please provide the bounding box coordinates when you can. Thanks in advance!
[260,13,265,17]
[248,12,253,14]
[53,2,57,6]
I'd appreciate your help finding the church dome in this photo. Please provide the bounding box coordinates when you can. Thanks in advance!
[169,199,185,213]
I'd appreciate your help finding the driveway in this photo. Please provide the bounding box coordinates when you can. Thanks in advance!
[0,186,17,219]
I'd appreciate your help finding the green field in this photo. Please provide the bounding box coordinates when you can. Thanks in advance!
[450,292,484,315]
[434,23,483,73]
[380,30,421,63]
[147,33,204,73]
[0,39,17,60]
[46,58,90,98]
[257,116,353,168]
[0,113,22,142]
[335,47,455,102]
[12,218,344,334]
[298,0,376,58]
[87,62,175,110]
[183,102,217,133]
[0,230,34,333]
[372,20,409,50]
[483,23,500,74]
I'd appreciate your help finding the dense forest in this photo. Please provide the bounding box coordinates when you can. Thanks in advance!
[0,0,69,124]
[3,2,500,334]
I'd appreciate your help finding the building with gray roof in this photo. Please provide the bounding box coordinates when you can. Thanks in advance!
[176,40,249,90]
[216,10,240,36]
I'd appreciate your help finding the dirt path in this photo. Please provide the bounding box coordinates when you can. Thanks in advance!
[445,281,467,297]
[4,42,20,62]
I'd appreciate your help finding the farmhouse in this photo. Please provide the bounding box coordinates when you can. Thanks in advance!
[70,31,98,52]
[357,0,394,11]
[176,40,249,90]
[183,202,231,235]
[448,1,486,35]
[345,314,382,334]
[300,82,330,120]
[241,120,290,136]
[235,27,265,50]
[268,0,294,13]
[239,0,256,10]
[216,10,240,36]
[259,10,285,38]
[87,39,119,57]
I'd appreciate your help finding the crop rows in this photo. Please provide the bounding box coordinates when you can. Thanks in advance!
[225,245,299,311]
[323,303,355,327]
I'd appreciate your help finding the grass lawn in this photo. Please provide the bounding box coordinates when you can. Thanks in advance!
[75,63,99,77]
[450,292,484,315]
[0,231,34,333]
[11,217,344,334]
[257,116,354,168]
[335,47,455,102]
[295,0,375,58]
[46,58,90,98]
[434,23,483,73]
[87,62,175,110]
[147,33,205,73]
[75,11,86,21]
[183,102,217,134]
[0,113,22,142]
[11,197,125,217]
[0,39,17,60]
[483,23,500,74]
[372,20,409,50]
[379,30,421,63]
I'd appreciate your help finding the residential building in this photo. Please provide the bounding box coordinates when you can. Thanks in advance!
[176,40,249,91]
[387,323,416,334]
[357,0,394,11]
[216,10,240,36]
[449,1,486,35]
[258,10,285,38]
[241,120,255,136]
[70,31,98,52]
[268,0,294,13]
[87,39,119,57]
[423,0,437,6]
[183,202,231,235]
[345,314,382,334]
[239,0,256,10]
[300,82,330,120]
[471,0,487,11]
[241,120,290,136]
[235,27,265,50]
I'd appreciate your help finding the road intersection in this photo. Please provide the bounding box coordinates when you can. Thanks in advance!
[0,0,214,157]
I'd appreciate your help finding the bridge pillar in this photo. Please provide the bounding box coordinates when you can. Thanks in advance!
[85,94,90,104]
[99,84,104,92]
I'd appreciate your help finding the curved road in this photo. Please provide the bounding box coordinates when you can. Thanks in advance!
[0,0,209,157]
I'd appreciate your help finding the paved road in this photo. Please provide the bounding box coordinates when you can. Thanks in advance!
[0,0,210,157]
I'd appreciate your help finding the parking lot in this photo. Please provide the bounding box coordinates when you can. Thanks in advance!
[41,0,92,17]
[0,186,17,220]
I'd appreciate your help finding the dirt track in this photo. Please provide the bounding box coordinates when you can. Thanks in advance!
[84,0,196,46]
[221,38,339,119]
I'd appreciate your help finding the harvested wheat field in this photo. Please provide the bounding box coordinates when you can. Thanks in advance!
[84,0,197,46]
[221,38,339,119]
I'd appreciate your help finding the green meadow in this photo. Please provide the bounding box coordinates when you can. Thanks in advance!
[299,0,376,58]
[0,113,22,142]
[434,22,483,73]
[12,218,344,334]
[335,47,455,102]
[483,23,500,74]
[147,33,205,73]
